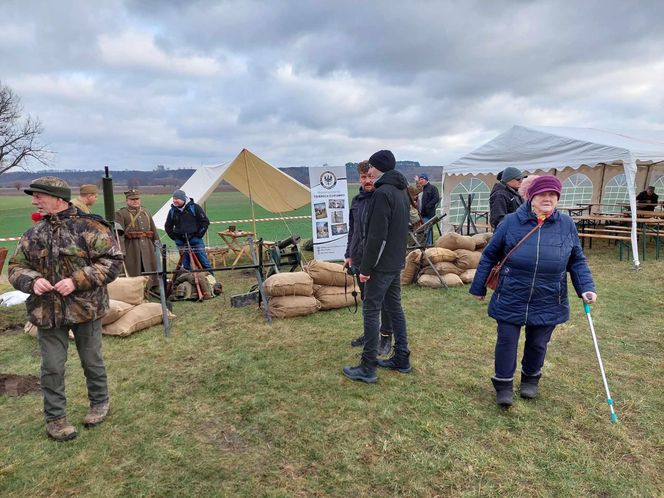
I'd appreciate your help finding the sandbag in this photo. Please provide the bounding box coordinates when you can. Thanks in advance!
[459,269,477,284]
[400,260,420,285]
[423,247,456,265]
[421,261,464,276]
[264,272,314,297]
[406,250,421,264]
[454,249,482,270]
[304,260,353,287]
[418,273,464,288]
[102,303,175,337]
[25,322,73,339]
[102,299,136,325]
[314,285,360,310]
[435,232,476,251]
[268,295,321,319]
[471,233,490,250]
[107,276,147,306]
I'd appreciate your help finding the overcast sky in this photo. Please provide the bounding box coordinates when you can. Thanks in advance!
[2,0,664,171]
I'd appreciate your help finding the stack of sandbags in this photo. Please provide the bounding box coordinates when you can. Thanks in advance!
[305,261,359,311]
[264,272,320,318]
[400,251,421,285]
[104,276,174,336]
[412,232,490,288]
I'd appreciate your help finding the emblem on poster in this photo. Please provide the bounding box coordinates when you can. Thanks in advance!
[320,171,337,189]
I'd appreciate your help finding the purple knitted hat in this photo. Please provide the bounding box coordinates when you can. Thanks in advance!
[528,175,562,199]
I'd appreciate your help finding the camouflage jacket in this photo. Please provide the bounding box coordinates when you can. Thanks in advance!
[8,206,124,328]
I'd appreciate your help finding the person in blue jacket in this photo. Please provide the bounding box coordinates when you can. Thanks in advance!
[469,176,597,408]
[165,189,213,273]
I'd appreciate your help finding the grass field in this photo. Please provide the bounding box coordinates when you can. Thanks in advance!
[1,242,663,496]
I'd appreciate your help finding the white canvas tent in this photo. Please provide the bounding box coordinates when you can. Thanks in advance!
[153,148,310,233]
[444,125,664,267]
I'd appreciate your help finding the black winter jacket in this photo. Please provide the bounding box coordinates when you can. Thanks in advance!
[345,188,372,267]
[359,170,410,275]
[489,182,522,229]
[420,182,440,218]
[165,199,210,241]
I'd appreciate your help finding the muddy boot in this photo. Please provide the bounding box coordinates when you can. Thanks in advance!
[350,335,366,347]
[342,356,378,384]
[83,401,110,428]
[377,350,411,373]
[378,331,393,356]
[491,378,513,408]
[520,373,542,399]
[46,417,78,442]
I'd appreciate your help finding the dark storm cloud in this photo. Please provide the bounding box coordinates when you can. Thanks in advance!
[0,0,663,170]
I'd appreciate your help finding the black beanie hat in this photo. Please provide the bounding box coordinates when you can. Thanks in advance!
[369,150,396,173]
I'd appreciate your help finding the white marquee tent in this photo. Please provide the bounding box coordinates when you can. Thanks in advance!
[153,148,310,234]
[444,125,664,267]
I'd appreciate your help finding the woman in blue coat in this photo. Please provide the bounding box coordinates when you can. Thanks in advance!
[469,176,597,407]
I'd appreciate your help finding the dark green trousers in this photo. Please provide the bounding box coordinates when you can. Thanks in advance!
[37,319,109,422]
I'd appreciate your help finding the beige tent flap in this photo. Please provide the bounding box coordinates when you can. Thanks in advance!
[153,149,310,230]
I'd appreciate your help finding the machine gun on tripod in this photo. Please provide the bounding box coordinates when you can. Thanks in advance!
[407,213,448,289]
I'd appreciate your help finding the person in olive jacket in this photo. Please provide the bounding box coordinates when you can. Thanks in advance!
[343,150,411,384]
[470,176,597,408]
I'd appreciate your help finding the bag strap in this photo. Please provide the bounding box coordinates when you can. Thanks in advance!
[493,216,545,271]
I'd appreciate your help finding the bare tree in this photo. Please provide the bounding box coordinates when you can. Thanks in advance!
[0,82,50,176]
[13,180,23,191]
[127,177,141,188]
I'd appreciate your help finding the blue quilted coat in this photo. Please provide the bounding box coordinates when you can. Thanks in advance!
[469,202,595,326]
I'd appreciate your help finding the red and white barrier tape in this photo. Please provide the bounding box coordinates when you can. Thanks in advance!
[2,215,311,242]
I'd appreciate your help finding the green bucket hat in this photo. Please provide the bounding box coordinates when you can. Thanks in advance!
[24,176,71,201]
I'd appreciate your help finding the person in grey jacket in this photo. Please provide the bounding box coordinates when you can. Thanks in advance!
[489,166,524,229]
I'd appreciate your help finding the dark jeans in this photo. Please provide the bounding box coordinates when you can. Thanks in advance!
[357,277,393,334]
[175,236,213,272]
[38,319,109,422]
[361,271,408,363]
[494,321,556,380]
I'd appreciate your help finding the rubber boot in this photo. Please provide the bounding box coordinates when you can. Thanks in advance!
[342,356,378,384]
[491,378,513,408]
[378,331,393,356]
[377,350,411,373]
[520,373,542,399]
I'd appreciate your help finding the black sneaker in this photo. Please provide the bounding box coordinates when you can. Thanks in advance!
[350,335,366,347]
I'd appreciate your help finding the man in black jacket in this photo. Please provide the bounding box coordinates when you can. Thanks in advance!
[489,167,524,229]
[418,173,440,244]
[165,189,213,273]
[343,150,411,383]
[344,160,393,355]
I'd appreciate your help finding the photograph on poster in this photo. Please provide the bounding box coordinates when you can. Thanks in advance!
[331,223,348,236]
[328,198,345,209]
[331,210,344,224]
[314,202,328,219]
[316,221,330,238]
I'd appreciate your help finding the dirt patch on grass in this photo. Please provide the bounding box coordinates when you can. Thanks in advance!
[0,325,23,336]
[0,374,40,396]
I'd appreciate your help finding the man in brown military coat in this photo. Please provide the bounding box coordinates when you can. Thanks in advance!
[9,176,123,441]
[71,184,99,214]
[114,189,159,288]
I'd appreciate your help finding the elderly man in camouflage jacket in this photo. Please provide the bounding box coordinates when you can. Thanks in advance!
[9,177,123,442]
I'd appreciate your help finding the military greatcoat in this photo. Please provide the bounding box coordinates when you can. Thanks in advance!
[114,206,159,285]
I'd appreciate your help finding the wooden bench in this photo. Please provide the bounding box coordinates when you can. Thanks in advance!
[578,233,632,260]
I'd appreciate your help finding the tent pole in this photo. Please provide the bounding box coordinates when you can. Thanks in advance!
[243,151,258,237]
[597,163,607,211]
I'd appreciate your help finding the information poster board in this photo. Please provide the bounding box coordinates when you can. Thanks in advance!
[309,166,349,261]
